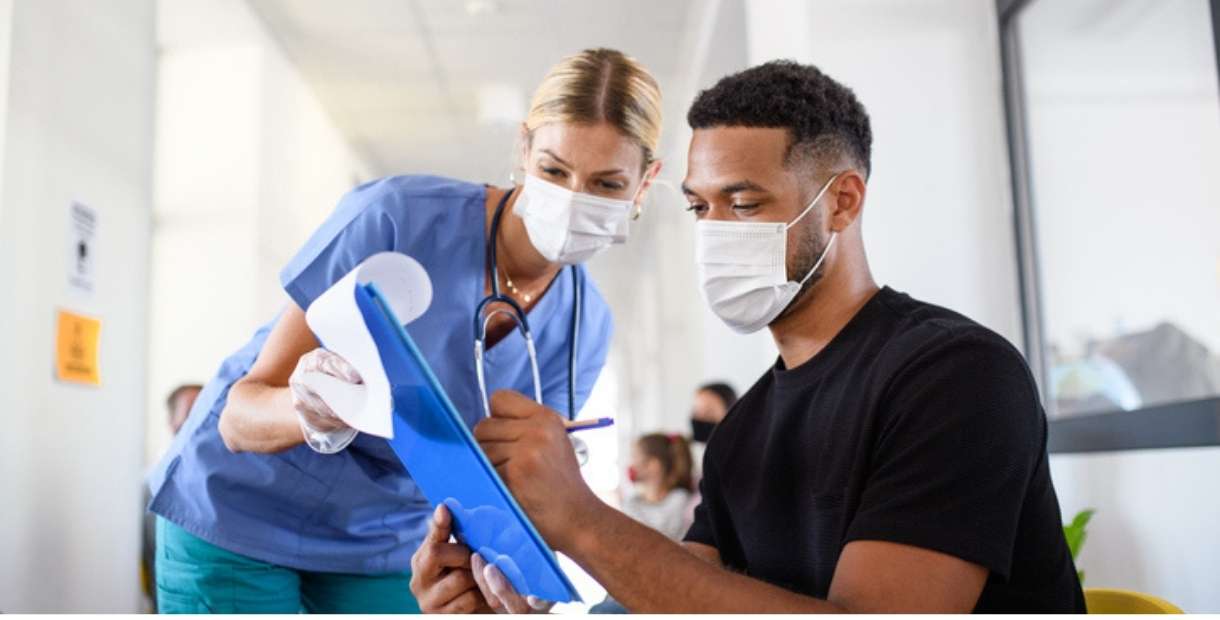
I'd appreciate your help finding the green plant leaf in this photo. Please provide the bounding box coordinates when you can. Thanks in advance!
[1062,508,1095,560]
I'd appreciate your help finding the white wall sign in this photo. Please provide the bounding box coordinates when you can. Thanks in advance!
[68,201,96,294]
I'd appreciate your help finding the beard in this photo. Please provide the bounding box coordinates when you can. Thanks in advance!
[771,214,833,325]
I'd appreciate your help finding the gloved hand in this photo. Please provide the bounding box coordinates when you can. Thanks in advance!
[289,348,362,454]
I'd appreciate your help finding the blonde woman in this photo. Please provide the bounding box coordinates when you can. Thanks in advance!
[147,48,663,613]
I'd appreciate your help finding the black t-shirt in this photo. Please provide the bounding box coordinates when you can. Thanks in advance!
[685,287,1085,613]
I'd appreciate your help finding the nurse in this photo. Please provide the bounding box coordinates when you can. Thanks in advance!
[147,47,663,614]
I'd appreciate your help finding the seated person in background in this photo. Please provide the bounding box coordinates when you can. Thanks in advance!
[413,60,1085,613]
[166,383,202,435]
[591,433,695,614]
[689,382,736,444]
[142,383,202,611]
[687,381,736,486]
[621,433,695,541]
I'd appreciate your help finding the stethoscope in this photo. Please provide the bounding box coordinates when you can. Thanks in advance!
[473,187,588,461]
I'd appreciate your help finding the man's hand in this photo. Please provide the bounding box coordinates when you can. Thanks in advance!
[473,390,603,553]
[409,504,492,613]
[470,553,553,614]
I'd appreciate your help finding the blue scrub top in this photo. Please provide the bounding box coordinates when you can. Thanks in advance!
[147,175,614,574]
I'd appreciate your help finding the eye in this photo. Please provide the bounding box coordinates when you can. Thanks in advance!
[597,179,626,191]
[540,166,567,179]
[732,203,760,212]
[685,203,708,215]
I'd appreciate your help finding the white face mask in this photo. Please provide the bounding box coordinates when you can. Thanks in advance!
[695,174,840,334]
[514,174,635,264]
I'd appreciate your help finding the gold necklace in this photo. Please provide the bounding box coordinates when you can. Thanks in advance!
[496,187,536,304]
[501,269,533,304]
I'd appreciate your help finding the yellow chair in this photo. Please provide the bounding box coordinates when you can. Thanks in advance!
[1085,588,1183,614]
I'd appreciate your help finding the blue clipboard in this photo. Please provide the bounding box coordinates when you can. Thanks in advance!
[354,281,581,603]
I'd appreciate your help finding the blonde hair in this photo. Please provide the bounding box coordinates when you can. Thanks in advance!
[525,48,663,165]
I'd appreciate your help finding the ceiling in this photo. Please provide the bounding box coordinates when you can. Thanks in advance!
[249,0,697,181]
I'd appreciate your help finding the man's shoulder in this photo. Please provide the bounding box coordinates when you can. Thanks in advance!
[870,288,1044,441]
[871,287,1029,379]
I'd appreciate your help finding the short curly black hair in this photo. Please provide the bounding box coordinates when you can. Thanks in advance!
[687,60,872,178]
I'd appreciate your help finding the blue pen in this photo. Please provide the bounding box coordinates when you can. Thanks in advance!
[564,417,615,433]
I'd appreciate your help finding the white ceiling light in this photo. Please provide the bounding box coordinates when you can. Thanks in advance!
[465,0,500,17]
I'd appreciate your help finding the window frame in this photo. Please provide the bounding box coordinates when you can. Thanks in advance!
[996,0,1220,453]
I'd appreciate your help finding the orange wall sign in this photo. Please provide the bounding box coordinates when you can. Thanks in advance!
[55,309,101,386]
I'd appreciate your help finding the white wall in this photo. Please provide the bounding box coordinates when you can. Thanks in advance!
[0,0,155,612]
[746,0,1023,350]
[145,0,373,464]
[0,0,11,220]
[583,0,756,450]
[592,0,1023,453]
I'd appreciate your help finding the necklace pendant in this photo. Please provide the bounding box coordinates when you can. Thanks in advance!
[523,293,533,303]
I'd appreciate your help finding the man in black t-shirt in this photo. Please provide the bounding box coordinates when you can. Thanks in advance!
[411,61,1086,613]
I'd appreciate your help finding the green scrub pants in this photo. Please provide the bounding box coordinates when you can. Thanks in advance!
[155,517,421,614]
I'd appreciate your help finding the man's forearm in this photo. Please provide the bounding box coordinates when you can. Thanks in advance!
[563,504,844,613]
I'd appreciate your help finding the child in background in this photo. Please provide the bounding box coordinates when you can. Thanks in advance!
[621,433,695,542]
[591,434,695,613]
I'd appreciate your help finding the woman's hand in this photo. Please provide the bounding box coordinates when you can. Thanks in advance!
[289,348,360,453]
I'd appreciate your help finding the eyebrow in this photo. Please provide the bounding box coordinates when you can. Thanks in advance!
[540,149,625,177]
[682,179,768,197]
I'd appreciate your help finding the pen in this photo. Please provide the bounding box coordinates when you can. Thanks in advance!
[564,417,615,433]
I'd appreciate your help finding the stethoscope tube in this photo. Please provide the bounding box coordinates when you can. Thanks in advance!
[474,187,581,421]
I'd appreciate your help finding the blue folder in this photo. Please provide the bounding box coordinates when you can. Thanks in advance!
[354,281,581,603]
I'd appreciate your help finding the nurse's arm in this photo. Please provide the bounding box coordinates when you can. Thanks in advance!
[219,303,317,453]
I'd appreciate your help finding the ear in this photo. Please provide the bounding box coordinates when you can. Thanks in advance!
[632,159,664,219]
[828,170,867,233]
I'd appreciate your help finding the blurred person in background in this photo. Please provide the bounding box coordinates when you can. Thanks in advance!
[147,48,664,614]
[591,433,695,614]
[166,384,201,435]
[689,382,736,444]
[688,381,736,482]
[141,383,201,612]
[622,433,695,541]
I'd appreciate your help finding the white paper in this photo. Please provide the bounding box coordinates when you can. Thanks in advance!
[303,251,433,438]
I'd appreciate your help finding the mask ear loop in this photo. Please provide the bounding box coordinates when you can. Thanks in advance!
[784,172,842,231]
[788,173,844,287]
